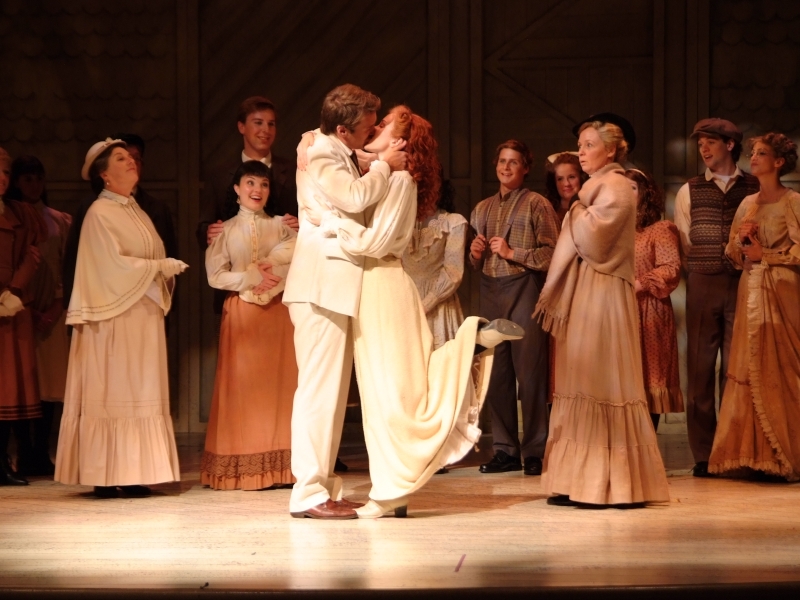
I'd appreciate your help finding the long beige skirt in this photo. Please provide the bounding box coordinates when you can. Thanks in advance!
[55,296,180,486]
[542,263,669,505]
[355,256,486,502]
[201,293,296,490]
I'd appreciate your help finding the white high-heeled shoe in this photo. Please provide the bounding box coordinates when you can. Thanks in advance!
[475,319,524,349]
[355,498,408,519]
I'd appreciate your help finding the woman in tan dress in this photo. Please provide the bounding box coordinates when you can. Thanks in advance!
[0,147,44,486]
[202,160,297,490]
[55,139,187,498]
[709,133,800,481]
[626,169,684,432]
[7,155,72,476]
[535,114,669,506]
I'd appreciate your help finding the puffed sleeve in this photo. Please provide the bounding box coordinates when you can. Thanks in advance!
[761,190,800,266]
[205,225,262,292]
[320,173,416,259]
[418,215,466,313]
[639,221,681,299]
[261,221,296,281]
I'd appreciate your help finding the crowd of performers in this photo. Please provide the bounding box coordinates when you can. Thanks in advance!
[1,84,798,518]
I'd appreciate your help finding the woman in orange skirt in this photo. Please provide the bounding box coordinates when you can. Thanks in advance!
[202,160,297,490]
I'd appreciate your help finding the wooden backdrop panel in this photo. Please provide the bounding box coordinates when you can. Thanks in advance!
[482,0,654,197]
[3,0,798,432]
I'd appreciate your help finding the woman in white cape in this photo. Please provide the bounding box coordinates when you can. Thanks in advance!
[55,139,188,498]
[305,106,520,517]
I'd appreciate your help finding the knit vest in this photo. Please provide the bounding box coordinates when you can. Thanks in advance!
[687,173,759,274]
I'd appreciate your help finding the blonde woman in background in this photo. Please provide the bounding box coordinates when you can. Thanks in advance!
[535,113,669,507]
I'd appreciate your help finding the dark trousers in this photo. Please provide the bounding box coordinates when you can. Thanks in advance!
[481,271,549,459]
[685,271,739,462]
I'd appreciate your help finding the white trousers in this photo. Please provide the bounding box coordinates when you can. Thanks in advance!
[288,302,352,512]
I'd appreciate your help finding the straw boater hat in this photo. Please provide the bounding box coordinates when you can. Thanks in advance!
[572,112,637,153]
[81,138,125,181]
[547,151,579,163]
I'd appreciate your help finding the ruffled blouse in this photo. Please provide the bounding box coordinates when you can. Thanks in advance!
[402,210,467,313]
[205,205,296,304]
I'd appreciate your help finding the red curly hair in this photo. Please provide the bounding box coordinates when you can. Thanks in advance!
[390,105,442,221]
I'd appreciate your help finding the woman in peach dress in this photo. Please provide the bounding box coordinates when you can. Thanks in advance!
[202,160,297,490]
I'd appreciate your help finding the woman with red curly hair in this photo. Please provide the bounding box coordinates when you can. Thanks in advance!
[306,105,509,517]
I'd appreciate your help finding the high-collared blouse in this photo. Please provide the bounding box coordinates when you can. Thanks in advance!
[205,205,296,304]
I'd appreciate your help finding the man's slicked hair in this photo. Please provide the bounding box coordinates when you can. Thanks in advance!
[320,84,380,135]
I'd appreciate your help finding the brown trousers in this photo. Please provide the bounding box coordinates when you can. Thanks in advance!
[480,271,549,460]
[685,271,739,462]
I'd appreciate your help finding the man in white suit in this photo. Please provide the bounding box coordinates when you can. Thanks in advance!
[283,84,407,519]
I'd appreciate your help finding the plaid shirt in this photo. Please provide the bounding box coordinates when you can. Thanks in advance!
[469,187,559,277]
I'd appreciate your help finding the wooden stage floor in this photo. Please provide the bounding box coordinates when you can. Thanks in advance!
[1,430,799,598]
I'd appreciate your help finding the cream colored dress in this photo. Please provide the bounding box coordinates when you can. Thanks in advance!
[320,171,488,502]
[55,190,179,487]
[402,210,467,349]
[709,190,800,480]
[535,163,669,505]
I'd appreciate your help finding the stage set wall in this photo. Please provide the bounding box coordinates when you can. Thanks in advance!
[1,0,798,433]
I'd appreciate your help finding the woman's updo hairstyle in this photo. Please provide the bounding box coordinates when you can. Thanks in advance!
[224,160,273,219]
[578,121,629,164]
[749,132,798,177]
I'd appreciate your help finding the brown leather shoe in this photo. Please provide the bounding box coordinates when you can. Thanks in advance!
[290,499,357,520]
[338,497,365,509]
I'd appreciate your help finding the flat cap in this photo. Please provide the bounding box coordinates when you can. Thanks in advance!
[690,118,742,143]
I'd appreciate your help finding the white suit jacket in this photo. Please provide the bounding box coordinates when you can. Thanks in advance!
[283,132,390,317]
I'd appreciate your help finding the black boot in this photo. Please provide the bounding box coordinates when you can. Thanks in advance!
[28,402,56,476]
[0,422,28,485]
[11,420,40,477]
[650,413,660,432]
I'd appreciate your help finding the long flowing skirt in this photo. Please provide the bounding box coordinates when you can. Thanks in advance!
[54,296,180,486]
[709,264,800,480]
[0,307,41,420]
[542,263,669,504]
[354,256,488,502]
[201,293,296,490]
